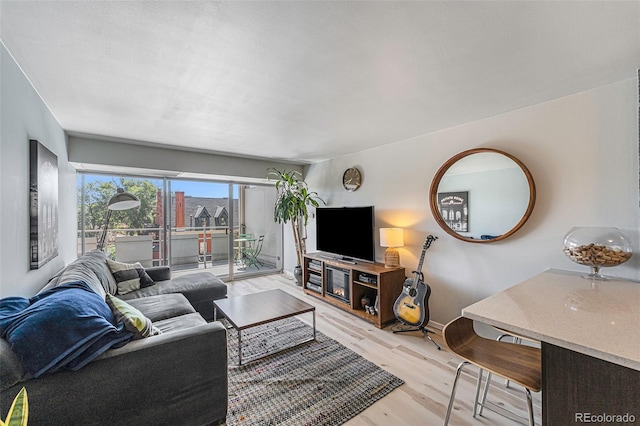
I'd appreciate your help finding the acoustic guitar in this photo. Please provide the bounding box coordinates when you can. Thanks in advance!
[393,235,437,327]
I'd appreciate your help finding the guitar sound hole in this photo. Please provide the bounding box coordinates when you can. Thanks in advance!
[409,288,417,297]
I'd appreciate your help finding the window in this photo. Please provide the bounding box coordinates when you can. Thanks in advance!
[77,173,282,278]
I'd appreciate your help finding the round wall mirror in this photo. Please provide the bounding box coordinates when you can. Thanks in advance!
[429,148,536,243]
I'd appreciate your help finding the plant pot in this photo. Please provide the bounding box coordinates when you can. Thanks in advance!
[294,265,303,286]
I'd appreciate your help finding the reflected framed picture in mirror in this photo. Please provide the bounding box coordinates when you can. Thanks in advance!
[437,191,468,232]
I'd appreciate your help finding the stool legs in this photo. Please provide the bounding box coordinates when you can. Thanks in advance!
[457,368,537,426]
[472,368,484,418]
[526,388,535,426]
[444,360,470,426]
[478,371,493,416]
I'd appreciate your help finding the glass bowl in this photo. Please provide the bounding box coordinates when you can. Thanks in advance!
[563,226,632,280]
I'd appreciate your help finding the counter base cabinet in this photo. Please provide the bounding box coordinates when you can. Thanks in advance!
[302,253,405,328]
[542,343,640,425]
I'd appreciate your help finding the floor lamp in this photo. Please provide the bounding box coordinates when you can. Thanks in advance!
[97,188,141,251]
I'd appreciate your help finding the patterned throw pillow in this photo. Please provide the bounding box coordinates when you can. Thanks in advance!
[106,259,155,295]
[105,294,160,340]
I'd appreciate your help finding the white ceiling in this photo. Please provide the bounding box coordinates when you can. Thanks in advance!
[1,1,639,164]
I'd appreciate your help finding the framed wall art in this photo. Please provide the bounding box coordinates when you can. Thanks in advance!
[437,191,468,232]
[30,139,59,269]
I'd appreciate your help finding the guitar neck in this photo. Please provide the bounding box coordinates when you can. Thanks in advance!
[415,248,427,276]
[413,235,436,280]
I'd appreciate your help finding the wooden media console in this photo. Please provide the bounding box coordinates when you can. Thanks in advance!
[302,253,406,328]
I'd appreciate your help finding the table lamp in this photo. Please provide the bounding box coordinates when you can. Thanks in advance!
[97,188,141,251]
[380,228,404,268]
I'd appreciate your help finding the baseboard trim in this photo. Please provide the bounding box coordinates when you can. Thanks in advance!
[428,320,444,331]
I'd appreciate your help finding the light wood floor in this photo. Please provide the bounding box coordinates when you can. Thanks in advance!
[222,273,541,426]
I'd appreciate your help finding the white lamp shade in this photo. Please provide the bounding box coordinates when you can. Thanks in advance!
[108,188,141,211]
[380,228,404,248]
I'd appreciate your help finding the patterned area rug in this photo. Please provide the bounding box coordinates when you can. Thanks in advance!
[226,317,404,426]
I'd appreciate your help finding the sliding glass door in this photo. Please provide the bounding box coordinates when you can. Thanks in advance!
[233,184,283,277]
[78,173,281,279]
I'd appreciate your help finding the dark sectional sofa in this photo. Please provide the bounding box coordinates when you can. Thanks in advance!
[0,250,229,425]
[118,263,227,322]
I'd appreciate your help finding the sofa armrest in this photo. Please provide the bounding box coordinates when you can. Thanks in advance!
[1,322,228,425]
[145,265,171,282]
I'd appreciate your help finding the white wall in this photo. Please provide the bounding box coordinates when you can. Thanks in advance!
[304,78,640,325]
[0,44,77,297]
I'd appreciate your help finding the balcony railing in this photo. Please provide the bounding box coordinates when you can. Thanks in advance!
[78,226,240,269]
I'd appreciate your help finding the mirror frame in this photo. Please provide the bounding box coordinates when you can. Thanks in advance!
[429,148,536,243]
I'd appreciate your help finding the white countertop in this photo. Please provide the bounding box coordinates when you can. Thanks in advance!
[462,269,640,371]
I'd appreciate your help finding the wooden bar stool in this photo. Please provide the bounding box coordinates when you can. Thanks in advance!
[442,316,541,426]
[475,328,541,417]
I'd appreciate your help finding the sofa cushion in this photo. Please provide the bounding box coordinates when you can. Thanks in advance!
[126,294,196,323]
[153,313,207,334]
[145,266,171,282]
[106,295,160,340]
[107,259,155,295]
[172,272,227,300]
[0,338,27,392]
[120,272,226,322]
[120,272,226,302]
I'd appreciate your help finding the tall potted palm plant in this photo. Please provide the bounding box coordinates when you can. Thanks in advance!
[268,168,324,284]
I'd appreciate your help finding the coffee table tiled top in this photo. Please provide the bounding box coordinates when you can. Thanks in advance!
[213,289,316,364]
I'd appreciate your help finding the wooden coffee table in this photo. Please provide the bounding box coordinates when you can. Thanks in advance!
[213,289,316,365]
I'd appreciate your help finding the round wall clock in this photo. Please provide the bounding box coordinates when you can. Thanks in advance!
[342,167,362,192]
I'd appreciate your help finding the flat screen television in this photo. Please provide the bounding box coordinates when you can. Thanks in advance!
[315,206,376,263]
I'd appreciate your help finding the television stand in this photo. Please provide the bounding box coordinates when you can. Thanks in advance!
[302,253,405,329]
